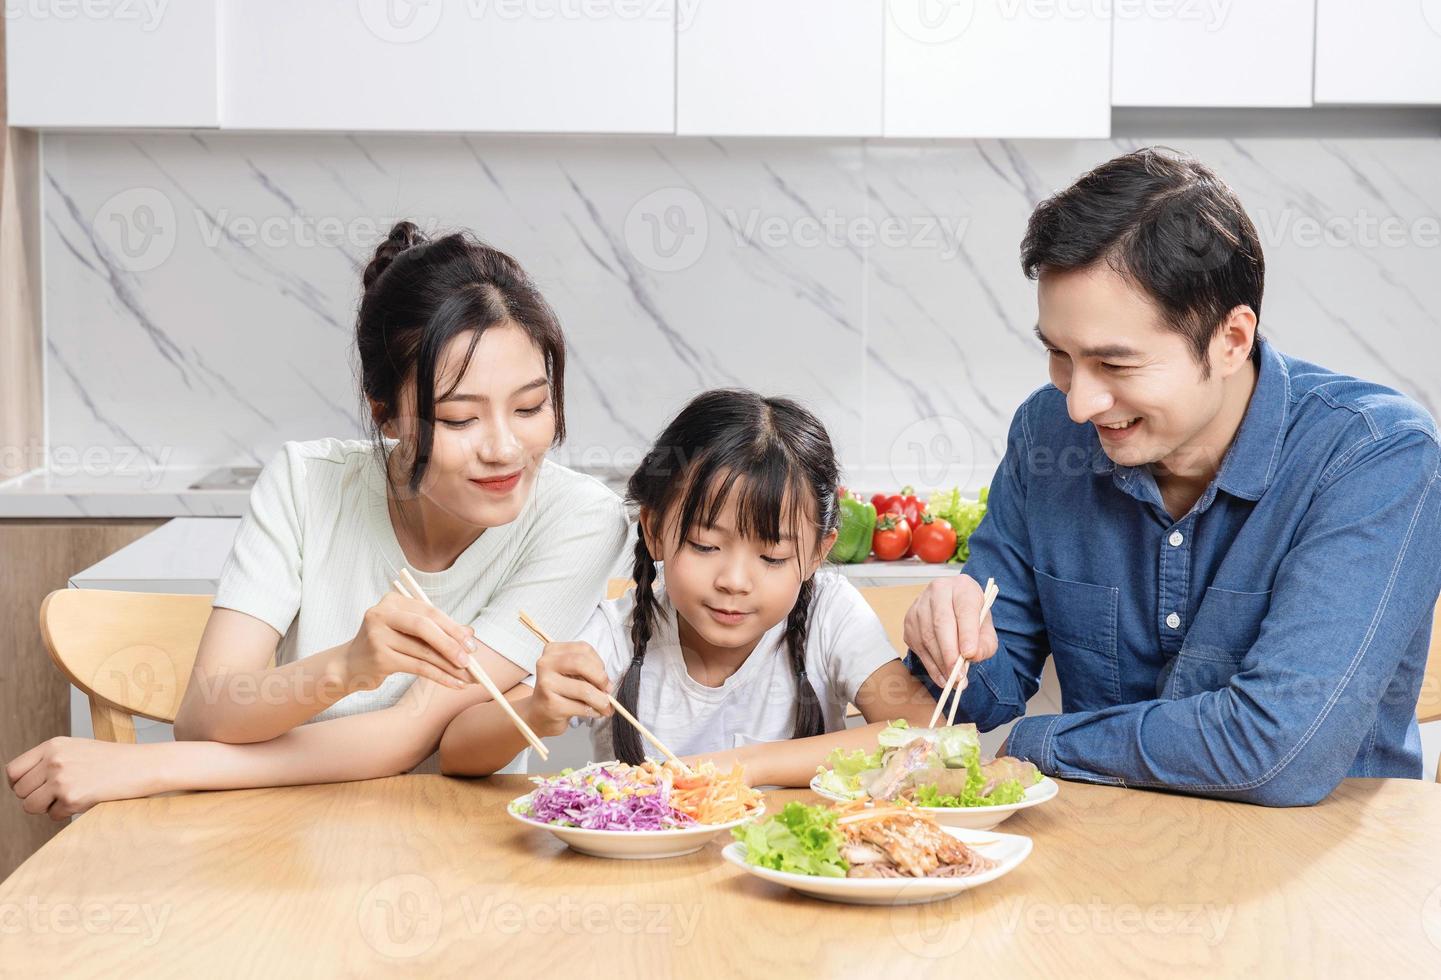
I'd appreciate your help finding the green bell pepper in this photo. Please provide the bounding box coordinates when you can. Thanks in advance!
[829,492,877,564]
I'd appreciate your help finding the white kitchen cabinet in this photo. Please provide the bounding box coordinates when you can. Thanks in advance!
[220,0,675,132]
[677,0,883,137]
[4,0,219,127]
[1113,0,1314,107]
[1314,0,1441,105]
[883,0,1111,138]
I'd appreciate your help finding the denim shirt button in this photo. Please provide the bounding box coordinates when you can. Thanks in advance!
[1168,530,1184,547]
[1166,612,1182,629]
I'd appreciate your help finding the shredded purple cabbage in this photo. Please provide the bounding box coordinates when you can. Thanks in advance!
[520,764,696,832]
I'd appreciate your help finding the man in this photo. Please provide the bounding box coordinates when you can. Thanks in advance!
[906,147,1441,806]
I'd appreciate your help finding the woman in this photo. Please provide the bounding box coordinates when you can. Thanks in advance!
[6,222,628,819]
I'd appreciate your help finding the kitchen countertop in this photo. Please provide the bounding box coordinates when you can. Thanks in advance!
[70,518,962,590]
[0,467,252,518]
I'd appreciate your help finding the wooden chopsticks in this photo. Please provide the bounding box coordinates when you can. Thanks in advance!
[928,577,1000,729]
[391,567,550,761]
[516,611,695,776]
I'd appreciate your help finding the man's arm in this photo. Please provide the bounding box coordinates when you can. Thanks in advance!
[1003,429,1441,806]
[904,399,1053,730]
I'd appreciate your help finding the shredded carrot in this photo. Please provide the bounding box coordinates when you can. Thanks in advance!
[639,760,762,824]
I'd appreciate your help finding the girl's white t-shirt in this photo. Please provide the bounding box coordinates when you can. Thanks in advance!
[575,570,899,761]
[212,439,630,758]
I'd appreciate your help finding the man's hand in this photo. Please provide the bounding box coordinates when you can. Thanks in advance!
[903,574,1000,689]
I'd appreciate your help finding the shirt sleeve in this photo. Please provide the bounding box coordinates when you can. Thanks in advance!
[469,489,631,674]
[907,397,1053,730]
[813,574,902,705]
[1004,427,1441,806]
[212,445,306,636]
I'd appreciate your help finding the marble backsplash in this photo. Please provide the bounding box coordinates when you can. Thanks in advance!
[36,132,1441,491]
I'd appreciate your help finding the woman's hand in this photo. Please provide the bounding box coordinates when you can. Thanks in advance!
[6,737,162,820]
[342,592,477,693]
[525,642,613,737]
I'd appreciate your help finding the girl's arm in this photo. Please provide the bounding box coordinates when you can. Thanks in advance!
[440,641,614,776]
[7,674,501,821]
[690,660,937,787]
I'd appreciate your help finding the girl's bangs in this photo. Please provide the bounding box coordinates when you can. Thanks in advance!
[676,442,814,548]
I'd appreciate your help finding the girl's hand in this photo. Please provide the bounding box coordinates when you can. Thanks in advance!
[343,592,477,693]
[527,642,613,737]
[5,737,160,820]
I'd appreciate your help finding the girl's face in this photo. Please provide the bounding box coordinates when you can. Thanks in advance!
[383,322,556,529]
[644,486,838,655]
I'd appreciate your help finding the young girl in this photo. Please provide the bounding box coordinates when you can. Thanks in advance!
[439,389,938,785]
[6,222,628,819]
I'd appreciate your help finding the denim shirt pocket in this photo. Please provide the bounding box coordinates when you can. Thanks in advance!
[1168,586,1273,699]
[1032,566,1121,710]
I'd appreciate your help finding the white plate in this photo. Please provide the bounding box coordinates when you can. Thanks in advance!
[809,774,1059,831]
[507,793,764,860]
[722,825,1032,906]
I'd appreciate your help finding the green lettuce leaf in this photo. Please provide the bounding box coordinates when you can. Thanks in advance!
[732,802,848,878]
[815,746,882,797]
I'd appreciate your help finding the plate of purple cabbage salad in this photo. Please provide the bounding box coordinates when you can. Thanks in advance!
[507,761,765,860]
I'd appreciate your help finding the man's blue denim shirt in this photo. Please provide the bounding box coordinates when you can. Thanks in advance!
[911,340,1441,806]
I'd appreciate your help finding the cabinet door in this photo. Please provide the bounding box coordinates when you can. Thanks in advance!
[5,1,219,127]
[883,0,1111,138]
[677,0,883,137]
[221,0,675,132]
[1314,0,1441,104]
[1113,0,1314,107]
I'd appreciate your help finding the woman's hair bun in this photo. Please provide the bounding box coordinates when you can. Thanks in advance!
[363,220,429,290]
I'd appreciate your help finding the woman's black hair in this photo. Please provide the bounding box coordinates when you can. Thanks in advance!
[612,389,840,765]
[357,220,566,495]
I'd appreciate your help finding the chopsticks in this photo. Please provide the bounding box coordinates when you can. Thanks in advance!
[516,610,695,777]
[927,577,1000,729]
[391,567,549,761]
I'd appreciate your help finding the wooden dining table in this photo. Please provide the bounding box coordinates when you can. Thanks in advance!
[1,774,1438,975]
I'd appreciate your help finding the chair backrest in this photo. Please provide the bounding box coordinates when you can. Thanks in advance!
[606,578,634,601]
[856,583,928,656]
[39,589,214,743]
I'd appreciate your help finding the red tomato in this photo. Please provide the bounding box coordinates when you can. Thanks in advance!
[912,514,958,564]
[871,513,912,562]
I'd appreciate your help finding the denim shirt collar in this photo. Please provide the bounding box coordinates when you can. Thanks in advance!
[1091,339,1291,511]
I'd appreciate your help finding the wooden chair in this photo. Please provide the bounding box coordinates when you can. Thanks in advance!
[39,589,213,744]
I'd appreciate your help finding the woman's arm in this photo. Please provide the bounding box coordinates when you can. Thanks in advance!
[174,598,517,744]
[8,672,507,820]
[690,660,936,787]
